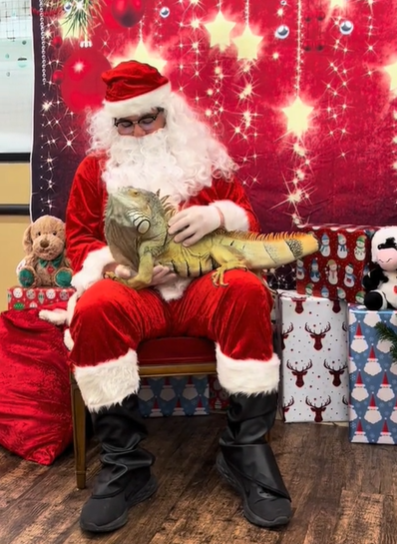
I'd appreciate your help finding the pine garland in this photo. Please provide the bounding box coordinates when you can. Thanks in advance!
[375,322,397,364]
[59,0,103,38]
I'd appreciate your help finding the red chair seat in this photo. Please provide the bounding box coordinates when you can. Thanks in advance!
[138,337,216,366]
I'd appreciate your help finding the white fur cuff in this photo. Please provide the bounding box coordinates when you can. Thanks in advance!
[64,328,74,351]
[156,278,192,301]
[73,349,139,412]
[211,200,250,232]
[71,246,115,294]
[216,345,280,395]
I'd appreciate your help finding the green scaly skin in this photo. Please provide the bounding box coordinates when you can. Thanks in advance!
[103,188,320,290]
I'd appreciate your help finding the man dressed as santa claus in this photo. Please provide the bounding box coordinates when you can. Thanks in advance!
[65,60,292,533]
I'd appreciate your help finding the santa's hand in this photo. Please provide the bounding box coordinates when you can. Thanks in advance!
[115,264,134,279]
[168,205,221,247]
[150,265,177,286]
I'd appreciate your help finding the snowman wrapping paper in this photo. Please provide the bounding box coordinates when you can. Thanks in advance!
[348,306,397,445]
[296,224,380,304]
[7,286,75,310]
[277,290,349,423]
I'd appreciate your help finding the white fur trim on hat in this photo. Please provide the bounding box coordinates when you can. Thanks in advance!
[216,345,280,395]
[211,200,250,232]
[73,349,139,412]
[71,246,115,295]
[103,82,172,118]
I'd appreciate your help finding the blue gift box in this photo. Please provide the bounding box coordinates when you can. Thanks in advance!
[348,305,397,444]
[138,375,210,418]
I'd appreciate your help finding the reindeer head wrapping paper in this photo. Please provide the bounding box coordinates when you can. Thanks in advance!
[276,290,349,423]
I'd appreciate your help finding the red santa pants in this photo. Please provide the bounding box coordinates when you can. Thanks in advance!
[69,270,280,412]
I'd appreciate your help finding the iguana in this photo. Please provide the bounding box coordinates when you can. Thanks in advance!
[103,187,319,290]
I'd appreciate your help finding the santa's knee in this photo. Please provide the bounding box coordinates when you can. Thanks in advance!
[364,290,387,311]
[223,270,272,309]
[70,279,136,332]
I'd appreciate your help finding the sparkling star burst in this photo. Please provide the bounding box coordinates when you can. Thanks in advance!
[111,24,167,72]
[232,0,263,62]
[282,98,314,138]
[329,0,348,9]
[203,10,236,51]
[232,25,263,61]
[384,61,397,94]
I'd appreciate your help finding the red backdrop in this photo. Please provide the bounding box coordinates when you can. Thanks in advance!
[31,0,397,233]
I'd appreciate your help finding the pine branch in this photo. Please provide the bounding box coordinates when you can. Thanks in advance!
[374,322,397,344]
[375,322,397,364]
[60,0,104,38]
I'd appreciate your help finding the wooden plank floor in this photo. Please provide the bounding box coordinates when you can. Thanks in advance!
[0,414,395,544]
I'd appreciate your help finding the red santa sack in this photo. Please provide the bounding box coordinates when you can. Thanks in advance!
[0,308,72,465]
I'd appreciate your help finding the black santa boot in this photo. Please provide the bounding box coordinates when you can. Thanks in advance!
[80,394,158,533]
[217,392,292,528]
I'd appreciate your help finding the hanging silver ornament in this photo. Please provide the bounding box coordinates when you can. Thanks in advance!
[159,6,170,18]
[340,20,354,35]
[275,25,290,39]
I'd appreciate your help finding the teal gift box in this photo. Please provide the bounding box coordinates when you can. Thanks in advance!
[348,304,397,444]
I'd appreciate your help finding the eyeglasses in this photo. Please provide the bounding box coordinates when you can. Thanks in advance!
[114,108,164,135]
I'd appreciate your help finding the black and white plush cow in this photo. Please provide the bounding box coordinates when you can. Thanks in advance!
[363,227,397,311]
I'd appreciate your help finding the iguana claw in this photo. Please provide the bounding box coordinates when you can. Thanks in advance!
[104,270,150,290]
[104,271,133,288]
[211,270,228,287]
[211,265,248,287]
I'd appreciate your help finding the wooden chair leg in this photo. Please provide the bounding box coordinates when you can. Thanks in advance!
[70,373,87,490]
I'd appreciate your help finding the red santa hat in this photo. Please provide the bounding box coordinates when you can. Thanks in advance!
[101,60,172,118]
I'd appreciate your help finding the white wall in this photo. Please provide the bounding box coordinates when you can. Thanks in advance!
[0,2,33,153]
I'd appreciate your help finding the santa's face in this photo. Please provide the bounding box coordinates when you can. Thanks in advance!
[113,108,166,138]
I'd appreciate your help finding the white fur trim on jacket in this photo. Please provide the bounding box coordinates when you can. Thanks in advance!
[211,200,250,232]
[103,83,172,118]
[38,291,78,327]
[73,349,139,412]
[216,345,280,396]
[71,246,115,295]
[64,328,74,351]
[156,277,192,301]
[39,307,68,326]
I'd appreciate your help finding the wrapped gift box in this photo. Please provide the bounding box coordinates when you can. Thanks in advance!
[348,305,397,444]
[209,376,230,411]
[296,224,379,303]
[7,286,75,310]
[277,290,349,423]
[138,375,210,417]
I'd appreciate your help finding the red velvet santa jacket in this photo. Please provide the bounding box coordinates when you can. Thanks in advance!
[65,154,260,300]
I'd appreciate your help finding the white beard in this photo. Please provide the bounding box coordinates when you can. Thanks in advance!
[102,129,203,205]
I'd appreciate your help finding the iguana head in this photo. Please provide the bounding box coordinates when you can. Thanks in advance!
[106,187,174,236]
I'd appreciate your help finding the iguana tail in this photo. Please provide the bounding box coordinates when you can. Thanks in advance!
[214,230,319,269]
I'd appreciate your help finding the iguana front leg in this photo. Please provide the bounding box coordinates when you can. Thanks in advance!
[210,245,248,287]
[105,241,158,290]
